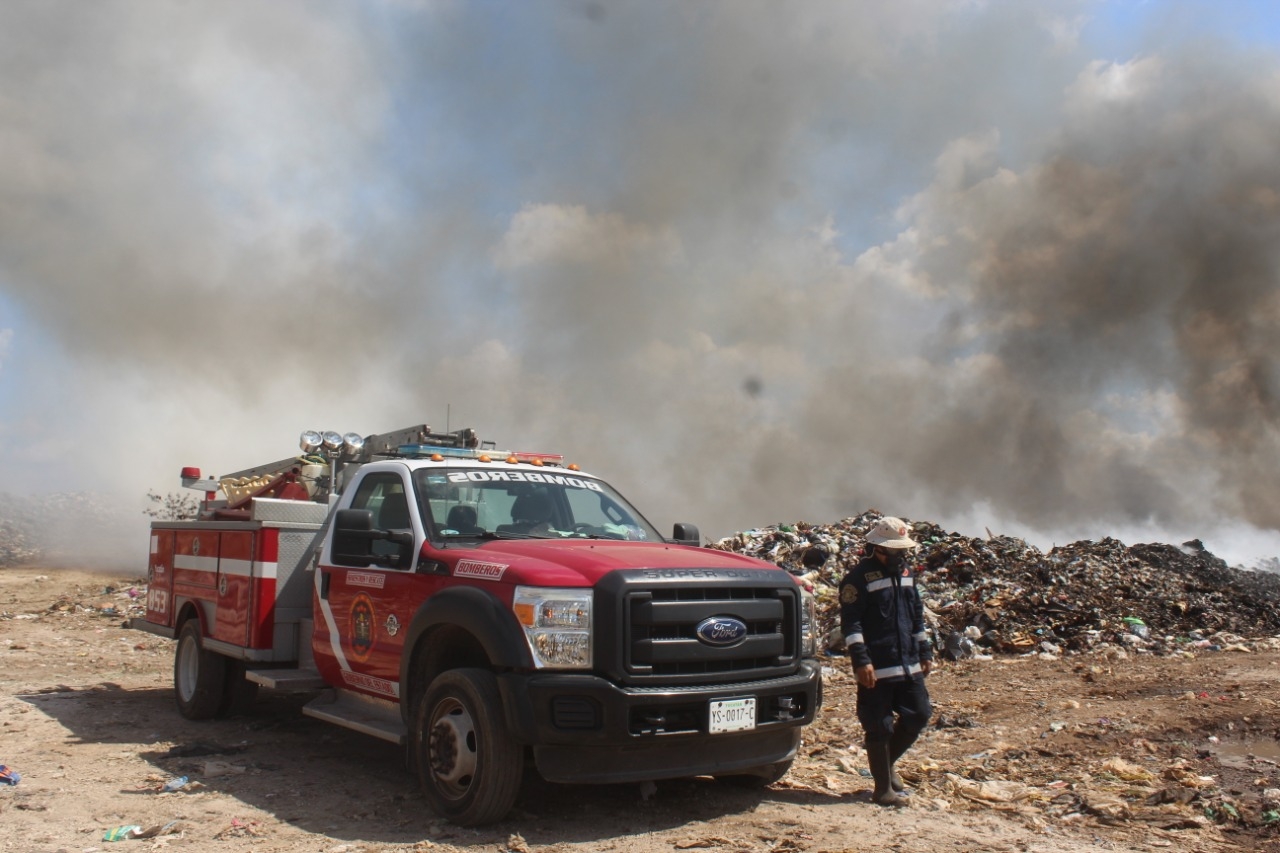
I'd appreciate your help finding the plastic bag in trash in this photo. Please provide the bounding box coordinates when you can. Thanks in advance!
[160,775,189,793]
[1123,617,1150,639]
[0,765,19,786]
[943,631,976,661]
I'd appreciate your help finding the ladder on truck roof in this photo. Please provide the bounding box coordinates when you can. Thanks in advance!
[219,425,480,482]
[188,424,484,518]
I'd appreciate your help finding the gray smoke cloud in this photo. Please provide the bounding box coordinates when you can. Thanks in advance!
[897,53,1280,534]
[1,1,1278,566]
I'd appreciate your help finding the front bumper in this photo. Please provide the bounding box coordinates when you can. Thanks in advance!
[497,658,822,784]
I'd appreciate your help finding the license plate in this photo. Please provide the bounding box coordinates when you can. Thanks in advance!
[709,697,756,734]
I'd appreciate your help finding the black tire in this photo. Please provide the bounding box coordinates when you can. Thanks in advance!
[219,660,260,717]
[715,758,794,788]
[174,620,226,720]
[411,668,522,826]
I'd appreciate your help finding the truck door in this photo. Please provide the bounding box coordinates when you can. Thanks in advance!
[313,471,431,702]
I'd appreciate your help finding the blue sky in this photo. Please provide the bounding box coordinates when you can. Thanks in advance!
[3,0,1280,567]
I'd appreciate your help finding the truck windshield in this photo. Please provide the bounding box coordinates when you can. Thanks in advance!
[413,468,662,541]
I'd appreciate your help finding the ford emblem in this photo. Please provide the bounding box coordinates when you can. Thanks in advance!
[695,616,748,647]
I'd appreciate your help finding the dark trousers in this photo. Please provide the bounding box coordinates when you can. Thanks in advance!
[856,676,932,744]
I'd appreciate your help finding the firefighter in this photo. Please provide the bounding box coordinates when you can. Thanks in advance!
[838,516,934,806]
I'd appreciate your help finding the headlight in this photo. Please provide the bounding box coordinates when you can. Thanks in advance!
[800,589,817,658]
[513,586,592,669]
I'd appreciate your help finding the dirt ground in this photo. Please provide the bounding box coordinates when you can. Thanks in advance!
[2,568,1278,853]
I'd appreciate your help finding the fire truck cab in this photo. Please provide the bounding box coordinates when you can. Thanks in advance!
[130,425,822,825]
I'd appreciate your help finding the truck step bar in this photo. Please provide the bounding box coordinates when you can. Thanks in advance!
[301,688,407,745]
[244,667,328,690]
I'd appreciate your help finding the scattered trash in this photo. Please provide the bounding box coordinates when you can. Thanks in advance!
[0,765,19,786]
[944,773,1032,803]
[103,825,144,842]
[1123,617,1150,639]
[135,821,183,839]
[160,775,189,793]
[1204,799,1243,824]
[943,631,976,661]
[1083,792,1131,820]
[1100,756,1155,783]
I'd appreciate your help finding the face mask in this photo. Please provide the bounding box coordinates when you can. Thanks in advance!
[879,550,905,570]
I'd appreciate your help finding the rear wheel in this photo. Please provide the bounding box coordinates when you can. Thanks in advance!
[412,668,522,826]
[174,620,226,720]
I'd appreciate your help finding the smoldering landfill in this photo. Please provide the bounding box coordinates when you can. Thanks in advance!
[715,512,1280,838]
[0,493,130,568]
[710,510,1280,657]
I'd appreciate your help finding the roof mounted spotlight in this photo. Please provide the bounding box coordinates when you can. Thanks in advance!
[342,432,365,458]
[300,430,323,454]
[322,431,344,452]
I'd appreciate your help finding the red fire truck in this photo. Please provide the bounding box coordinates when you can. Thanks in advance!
[129,424,821,825]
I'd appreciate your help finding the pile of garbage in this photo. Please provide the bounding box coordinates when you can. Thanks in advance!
[0,494,43,567]
[710,511,1280,658]
[0,492,139,568]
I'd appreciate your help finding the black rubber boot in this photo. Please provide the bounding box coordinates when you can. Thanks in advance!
[866,738,908,807]
[887,728,919,793]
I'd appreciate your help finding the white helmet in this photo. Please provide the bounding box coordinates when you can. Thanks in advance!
[865,517,917,549]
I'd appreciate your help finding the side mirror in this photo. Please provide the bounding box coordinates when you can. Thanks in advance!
[332,508,376,566]
[671,523,701,545]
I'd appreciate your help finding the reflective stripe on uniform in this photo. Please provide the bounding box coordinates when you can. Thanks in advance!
[873,662,923,679]
[866,575,914,593]
[845,632,865,646]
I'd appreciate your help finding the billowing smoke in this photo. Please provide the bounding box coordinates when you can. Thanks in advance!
[893,53,1280,535]
[1,1,1278,567]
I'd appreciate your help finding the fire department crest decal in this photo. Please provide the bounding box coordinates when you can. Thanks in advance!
[349,593,375,661]
[384,613,400,637]
[840,585,857,604]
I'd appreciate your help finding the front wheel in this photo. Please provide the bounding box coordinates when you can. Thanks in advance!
[411,668,522,826]
[174,620,226,720]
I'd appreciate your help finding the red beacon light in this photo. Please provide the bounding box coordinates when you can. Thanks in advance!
[510,451,565,466]
[180,467,220,497]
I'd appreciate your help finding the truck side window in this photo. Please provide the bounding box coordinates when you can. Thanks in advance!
[349,474,414,564]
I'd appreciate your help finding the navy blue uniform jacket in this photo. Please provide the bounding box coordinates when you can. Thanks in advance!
[838,555,932,681]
